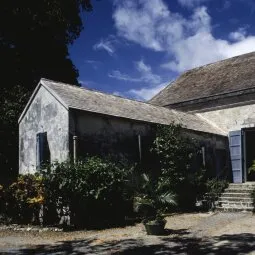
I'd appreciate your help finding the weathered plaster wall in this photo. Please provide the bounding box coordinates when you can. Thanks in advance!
[197,103,255,133]
[69,110,153,163]
[184,130,230,178]
[19,86,69,174]
[69,109,228,177]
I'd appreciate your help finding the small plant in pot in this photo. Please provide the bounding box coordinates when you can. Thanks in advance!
[133,173,176,235]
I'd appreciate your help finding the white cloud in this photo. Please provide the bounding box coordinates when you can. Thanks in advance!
[128,82,168,101]
[113,82,168,101]
[85,60,101,69]
[93,36,117,55]
[113,0,255,73]
[108,70,141,82]
[85,60,101,64]
[109,59,161,84]
[135,60,161,84]
[178,0,209,8]
[113,0,173,51]
[110,59,164,100]
[229,27,247,41]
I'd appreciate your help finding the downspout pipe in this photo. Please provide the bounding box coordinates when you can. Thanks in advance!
[73,135,78,164]
[138,134,142,164]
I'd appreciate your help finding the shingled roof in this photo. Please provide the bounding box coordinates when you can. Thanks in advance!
[149,51,255,106]
[32,79,225,136]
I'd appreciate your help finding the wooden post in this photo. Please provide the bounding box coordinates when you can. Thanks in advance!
[73,136,78,164]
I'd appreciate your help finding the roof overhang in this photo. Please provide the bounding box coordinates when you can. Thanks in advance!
[18,79,69,124]
[165,86,255,109]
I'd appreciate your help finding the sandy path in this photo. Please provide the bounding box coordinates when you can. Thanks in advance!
[0,212,254,254]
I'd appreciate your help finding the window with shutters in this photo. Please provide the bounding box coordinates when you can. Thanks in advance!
[36,132,50,169]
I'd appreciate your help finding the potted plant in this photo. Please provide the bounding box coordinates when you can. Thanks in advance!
[133,173,176,235]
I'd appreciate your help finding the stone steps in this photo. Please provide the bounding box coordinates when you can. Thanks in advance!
[216,206,254,212]
[216,183,255,212]
[218,197,253,202]
[220,193,251,198]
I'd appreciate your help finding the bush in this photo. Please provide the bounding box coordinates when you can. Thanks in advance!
[205,178,229,210]
[41,157,134,227]
[133,173,177,223]
[3,174,43,224]
[152,123,206,210]
[0,157,135,228]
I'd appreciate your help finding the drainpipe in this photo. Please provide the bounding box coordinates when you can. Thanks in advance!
[202,146,206,167]
[73,136,78,164]
[138,134,142,164]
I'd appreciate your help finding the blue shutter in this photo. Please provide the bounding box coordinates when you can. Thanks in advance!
[229,130,243,183]
[36,133,46,169]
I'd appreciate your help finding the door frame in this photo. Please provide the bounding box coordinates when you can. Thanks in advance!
[242,127,255,183]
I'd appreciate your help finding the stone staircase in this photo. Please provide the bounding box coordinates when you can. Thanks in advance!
[216,183,255,212]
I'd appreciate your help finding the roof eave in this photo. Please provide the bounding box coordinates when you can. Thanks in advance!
[18,80,42,124]
[18,79,69,124]
[165,86,255,108]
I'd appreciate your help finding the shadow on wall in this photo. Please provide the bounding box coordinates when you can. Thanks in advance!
[70,131,158,171]
[10,232,255,254]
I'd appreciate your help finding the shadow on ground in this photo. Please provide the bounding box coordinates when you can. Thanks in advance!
[1,232,255,254]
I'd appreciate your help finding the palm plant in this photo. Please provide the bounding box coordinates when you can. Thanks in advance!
[133,173,176,225]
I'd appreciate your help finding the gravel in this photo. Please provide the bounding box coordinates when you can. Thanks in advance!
[0,212,254,254]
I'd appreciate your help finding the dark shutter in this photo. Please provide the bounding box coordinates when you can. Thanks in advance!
[36,132,47,169]
[229,130,243,183]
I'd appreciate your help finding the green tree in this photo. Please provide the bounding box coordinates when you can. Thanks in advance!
[0,0,93,179]
[152,123,206,210]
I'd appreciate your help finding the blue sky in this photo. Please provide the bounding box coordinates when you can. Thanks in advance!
[69,0,255,101]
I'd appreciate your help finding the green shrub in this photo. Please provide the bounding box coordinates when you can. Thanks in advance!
[205,178,228,210]
[133,173,176,223]
[152,123,206,210]
[41,157,134,227]
[3,174,43,224]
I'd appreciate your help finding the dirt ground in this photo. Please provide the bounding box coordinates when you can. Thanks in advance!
[0,212,254,254]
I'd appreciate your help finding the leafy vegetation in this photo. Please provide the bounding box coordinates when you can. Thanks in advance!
[0,157,134,227]
[41,157,134,227]
[152,123,206,210]
[2,174,43,224]
[0,0,93,180]
[133,173,176,224]
[204,178,229,210]
[0,122,230,226]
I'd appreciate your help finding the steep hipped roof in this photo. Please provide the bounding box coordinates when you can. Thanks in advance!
[149,52,255,106]
[29,79,225,136]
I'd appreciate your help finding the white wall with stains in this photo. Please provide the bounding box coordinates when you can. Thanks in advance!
[197,103,255,133]
[19,86,69,173]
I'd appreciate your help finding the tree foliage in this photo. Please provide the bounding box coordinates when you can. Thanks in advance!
[0,86,30,178]
[0,0,92,176]
[152,123,206,210]
[0,0,92,90]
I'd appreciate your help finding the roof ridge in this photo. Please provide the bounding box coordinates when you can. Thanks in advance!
[183,51,255,74]
[148,80,174,102]
[149,51,255,106]
[40,78,175,111]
